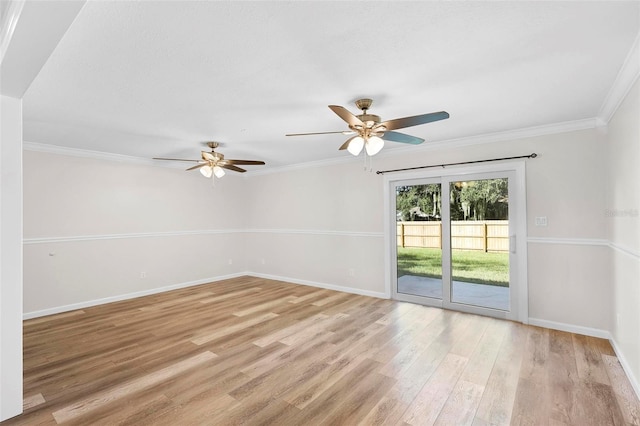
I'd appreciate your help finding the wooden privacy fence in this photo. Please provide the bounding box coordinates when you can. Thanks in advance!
[397,220,509,253]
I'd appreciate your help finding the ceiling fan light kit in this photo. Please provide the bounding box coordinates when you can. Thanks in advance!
[153,142,265,181]
[346,136,365,156]
[286,98,450,158]
[213,166,226,178]
[365,135,384,156]
[199,165,213,178]
[198,164,226,178]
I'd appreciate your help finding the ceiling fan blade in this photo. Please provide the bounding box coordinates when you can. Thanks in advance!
[381,131,425,145]
[381,111,450,131]
[186,163,209,171]
[328,105,364,128]
[338,135,359,150]
[220,164,246,173]
[152,157,200,162]
[202,151,215,161]
[286,130,353,137]
[222,160,265,165]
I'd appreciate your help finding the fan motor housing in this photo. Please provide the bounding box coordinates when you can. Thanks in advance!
[357,114,381,127]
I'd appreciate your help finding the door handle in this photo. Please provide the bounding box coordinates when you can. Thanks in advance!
[509,235,516,254]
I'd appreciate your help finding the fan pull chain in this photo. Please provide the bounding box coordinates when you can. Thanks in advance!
[362,149,374,173]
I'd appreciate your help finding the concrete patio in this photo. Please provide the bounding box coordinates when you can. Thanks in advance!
[397,274,510,311]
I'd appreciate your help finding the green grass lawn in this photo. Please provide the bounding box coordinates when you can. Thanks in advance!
[397,247,509,287]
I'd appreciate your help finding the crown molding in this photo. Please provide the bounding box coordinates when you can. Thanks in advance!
[405,118,598,154]
[245,117,598,177]
[244,153,360,177]
[25,117,598,177]
[598,30,640,124]
[22,141,183,168]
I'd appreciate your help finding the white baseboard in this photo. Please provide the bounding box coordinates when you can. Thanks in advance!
[528,317,611,339]
[23,272,387,320]
[529,318,640,400]
[22,272,247,320]
[246,272,388,300]
[609,336,640,400]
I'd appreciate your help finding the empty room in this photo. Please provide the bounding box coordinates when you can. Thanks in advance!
[1,1,639,424]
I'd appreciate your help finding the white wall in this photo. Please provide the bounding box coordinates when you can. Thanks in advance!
[0,95,23,421]
[245,162,386,296]
[245,127,611,333]
[24,126,613,335]
[23,150,248,316]
[606,77,640,394]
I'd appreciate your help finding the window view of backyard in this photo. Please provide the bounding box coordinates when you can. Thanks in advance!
[397,247,509,287]
[396,178,510,310]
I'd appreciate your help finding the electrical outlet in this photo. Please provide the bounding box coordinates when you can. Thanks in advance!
[228,259,233,265]
[348,268,355,277]
[535,216,548,227]
[140,271,146,279]
[260,258,266,265]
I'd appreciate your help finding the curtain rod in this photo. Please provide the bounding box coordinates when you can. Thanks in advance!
[375,153,537,175]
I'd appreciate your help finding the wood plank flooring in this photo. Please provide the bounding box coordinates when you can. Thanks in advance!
[3,276,639,425]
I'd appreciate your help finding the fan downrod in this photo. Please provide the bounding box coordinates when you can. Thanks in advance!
[354,99,380,125]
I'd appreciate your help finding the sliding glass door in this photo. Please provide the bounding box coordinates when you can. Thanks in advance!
[395,180,444,300]
[388,165,526,321]
[448,176,510,311]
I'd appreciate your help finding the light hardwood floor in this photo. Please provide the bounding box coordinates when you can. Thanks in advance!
[3,276,639,425]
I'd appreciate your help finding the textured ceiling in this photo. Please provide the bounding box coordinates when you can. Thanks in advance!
[22,1,640,169]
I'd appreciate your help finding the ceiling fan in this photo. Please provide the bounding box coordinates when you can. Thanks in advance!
[153,142,265,179]
[286,98,449,156]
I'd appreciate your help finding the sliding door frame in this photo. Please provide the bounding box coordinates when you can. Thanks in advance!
[383,160,529,323]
